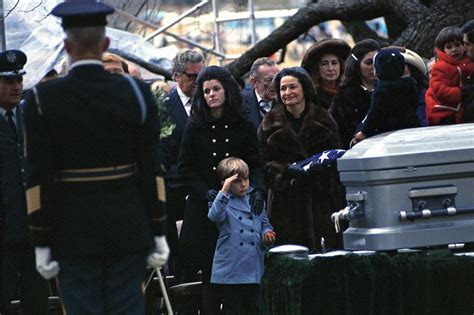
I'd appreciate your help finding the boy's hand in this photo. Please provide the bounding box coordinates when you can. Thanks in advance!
[221,173,239,194]
[262,230,276,246]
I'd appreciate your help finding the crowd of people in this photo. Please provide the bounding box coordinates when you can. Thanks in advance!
[157,21,474,314]
[1,0,474,313]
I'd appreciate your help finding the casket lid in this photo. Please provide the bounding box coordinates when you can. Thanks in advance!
[338,124,474,171]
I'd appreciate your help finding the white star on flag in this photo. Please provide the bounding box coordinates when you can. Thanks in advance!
[317,151,331,164]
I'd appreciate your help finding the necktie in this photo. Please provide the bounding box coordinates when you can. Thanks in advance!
[184,99,192,117]
[6,110,17,139]
[258,100,271,118]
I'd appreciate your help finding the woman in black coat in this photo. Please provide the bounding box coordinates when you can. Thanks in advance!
[330,39,381,149]
[177,66,264,314]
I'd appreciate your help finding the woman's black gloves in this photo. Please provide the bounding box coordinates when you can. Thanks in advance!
[203,189,218,202]
[249,189,266,215]
[286,164,307,179]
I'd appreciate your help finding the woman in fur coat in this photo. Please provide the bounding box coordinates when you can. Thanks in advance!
[257,67,345,252]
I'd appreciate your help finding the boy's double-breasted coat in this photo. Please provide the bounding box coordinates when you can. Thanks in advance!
[177,118,264,277]
[208,189,272,284]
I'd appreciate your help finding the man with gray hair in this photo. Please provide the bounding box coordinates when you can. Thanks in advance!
[161,50,205,275]
[242,57,280,129]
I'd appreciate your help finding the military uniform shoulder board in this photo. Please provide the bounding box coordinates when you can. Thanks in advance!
[124,75,146,125]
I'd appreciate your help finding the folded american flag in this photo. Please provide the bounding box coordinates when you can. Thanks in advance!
[292,149,346,171]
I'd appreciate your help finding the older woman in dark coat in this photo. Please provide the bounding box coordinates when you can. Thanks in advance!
[258,67,344,252]
[177,66,264,314]
[301,39,351,110]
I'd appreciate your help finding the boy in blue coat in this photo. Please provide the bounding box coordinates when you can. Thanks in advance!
[208,157,275,314]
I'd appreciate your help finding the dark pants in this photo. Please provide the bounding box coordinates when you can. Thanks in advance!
[165,185,187,275]
[0,246,50,315]
[57,253,147,315]
[221,284,259,315]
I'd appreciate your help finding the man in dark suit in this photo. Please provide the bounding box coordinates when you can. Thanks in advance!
[161,50,204,274]
[463,20,474,60]
[241,57,280,129]
[23,1,169,314]
[0,50,50,314]
[461,20,474,123]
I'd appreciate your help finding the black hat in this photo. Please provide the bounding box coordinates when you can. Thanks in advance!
[51,0,115,29]
[374,48,405,80]
[301,39,351,74]
[0,50,27,77]
[350,39,381,63]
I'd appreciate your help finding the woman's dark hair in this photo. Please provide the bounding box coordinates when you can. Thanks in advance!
[273,67,317,106]
[434,26,463,50]
[342,39,381,86]
[191,66,244,128]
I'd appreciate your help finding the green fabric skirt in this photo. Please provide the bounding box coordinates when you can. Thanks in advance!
[261,251,474,315]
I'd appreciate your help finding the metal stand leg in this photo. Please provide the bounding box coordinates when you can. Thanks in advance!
[155,268,173,315]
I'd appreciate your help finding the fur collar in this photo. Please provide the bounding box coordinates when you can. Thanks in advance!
[260,103,340,161]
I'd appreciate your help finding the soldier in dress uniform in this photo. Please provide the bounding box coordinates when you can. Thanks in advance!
[22,1,169,314]
[0,49,50,315]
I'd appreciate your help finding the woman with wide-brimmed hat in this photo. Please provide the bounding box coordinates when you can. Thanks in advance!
[301,38,351,110]
[398,47,429,126]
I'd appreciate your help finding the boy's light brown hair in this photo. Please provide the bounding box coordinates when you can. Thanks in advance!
[217,157,249,181]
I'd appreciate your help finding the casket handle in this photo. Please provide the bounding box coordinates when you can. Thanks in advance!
[400,206,474,221]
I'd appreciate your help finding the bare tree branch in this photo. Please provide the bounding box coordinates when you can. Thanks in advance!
[0,0,20,22]
[226,0,392,77]
[341,21,390,46]
[226,0,474,77]
[20,0,43,13]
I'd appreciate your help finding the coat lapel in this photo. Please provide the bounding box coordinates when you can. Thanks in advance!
[167,88,189,129]
[15,105,24,145]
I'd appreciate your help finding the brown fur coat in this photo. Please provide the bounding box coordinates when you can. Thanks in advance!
[258,103,345,251]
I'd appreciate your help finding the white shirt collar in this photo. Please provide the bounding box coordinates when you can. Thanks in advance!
[0,106,16,116]
[70,59,103,70]
[176,85,192,116]
[0,106,17,124]
[255,89,273,107]
[176,85,191,106]
[254,89,264,103]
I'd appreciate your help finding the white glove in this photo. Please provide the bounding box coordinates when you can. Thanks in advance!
[146,236,170,269]
[35,247,60,280]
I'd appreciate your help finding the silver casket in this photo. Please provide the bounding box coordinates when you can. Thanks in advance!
[337,124,474,251]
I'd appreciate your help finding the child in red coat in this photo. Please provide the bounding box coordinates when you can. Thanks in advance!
[426,26,474,125]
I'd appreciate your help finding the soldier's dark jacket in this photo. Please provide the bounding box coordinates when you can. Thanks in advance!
[0,105,29,247]
[23,62,166,258]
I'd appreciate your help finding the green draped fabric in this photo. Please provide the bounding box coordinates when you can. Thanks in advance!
[261,251,474,315]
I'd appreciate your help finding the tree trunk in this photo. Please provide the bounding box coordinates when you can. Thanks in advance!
[226,0,474,78]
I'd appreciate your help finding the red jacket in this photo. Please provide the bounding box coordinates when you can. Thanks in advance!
[425,49,474,125]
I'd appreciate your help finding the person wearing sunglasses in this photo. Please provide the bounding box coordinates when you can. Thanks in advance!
[160,50,205,279]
